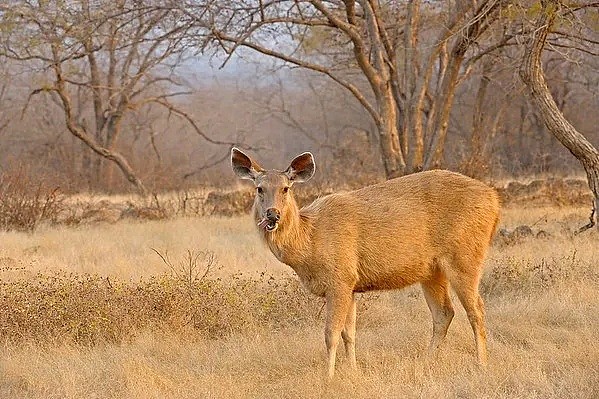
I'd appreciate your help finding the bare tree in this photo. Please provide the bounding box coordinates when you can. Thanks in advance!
[0,0,229,194]
[519,0,599,231]
[180,0,515,178]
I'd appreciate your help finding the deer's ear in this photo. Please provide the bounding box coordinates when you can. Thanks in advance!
[285,152,315,183]
[231,148,263,181]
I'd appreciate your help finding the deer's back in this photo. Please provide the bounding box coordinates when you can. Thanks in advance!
[301,170,500,292]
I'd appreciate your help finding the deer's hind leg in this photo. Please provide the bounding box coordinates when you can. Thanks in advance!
[341,294,357,370]
[446,256,488,365]
[421,268,455,355]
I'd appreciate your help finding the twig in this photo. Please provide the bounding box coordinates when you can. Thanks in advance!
[575,204,596,235]
[316,300,326,319]
[151,247,173,269]
[530,213,548,228]
[183,150,232,179]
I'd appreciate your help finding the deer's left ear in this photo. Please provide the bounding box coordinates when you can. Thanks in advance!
[285,152,315,183]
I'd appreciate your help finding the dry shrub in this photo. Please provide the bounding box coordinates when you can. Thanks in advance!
[481,250,596,296]
[0,169,64,232]
[120,196,169,221]
[59,190,231,226]
[61,199,123,226]
[0,254,321,346]
[49,177,593,226]
[203,189,254,216]
[62,195,173,226]
[495,225,551,246]
[498,178,592,206]
[173,190,205,216]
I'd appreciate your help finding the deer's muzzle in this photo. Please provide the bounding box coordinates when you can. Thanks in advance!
[258,208,280,232]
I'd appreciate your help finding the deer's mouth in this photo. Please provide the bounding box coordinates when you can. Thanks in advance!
[258,218,278,232]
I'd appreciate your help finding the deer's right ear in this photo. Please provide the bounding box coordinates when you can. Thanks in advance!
[231,147,263,181]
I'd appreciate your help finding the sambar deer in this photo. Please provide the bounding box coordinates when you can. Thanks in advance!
[231,148,500,379]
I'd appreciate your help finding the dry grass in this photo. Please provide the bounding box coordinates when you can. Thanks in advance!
[0,215,287,279]
[0,205,598,398]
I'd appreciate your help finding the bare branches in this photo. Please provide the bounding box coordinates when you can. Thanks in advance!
[183,151,232,179]
[21,87,57,120]
[424,0,512,170]
[183,0,520,177]
[151,97,238,147]
[205,21,381,125]
[0,72,12,135]
[0,0,223,193]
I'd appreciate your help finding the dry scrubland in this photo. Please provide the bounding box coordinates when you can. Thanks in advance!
[0,203,598,398]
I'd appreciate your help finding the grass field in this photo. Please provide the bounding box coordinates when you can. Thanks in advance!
[0,205,598,398]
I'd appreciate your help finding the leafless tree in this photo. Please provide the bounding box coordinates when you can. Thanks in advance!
[520,0,599,231]
[178,0,516,178]
[453,55,514,178]
[252,74,380,185]
[0,0,232,194]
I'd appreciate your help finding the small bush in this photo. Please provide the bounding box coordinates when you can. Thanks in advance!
[0,267,322,346]
[481,250,596,296]
[0,169,63,232]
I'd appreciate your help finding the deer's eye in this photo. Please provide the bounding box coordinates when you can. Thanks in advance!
[283,187,289,194]
[257,187,263,195]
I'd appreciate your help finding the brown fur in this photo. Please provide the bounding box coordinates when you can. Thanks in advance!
[231,148,500,379]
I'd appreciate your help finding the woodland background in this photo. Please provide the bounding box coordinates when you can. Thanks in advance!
[0,0,597,195]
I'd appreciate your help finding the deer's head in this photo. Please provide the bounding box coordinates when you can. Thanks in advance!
[231,148,315,232]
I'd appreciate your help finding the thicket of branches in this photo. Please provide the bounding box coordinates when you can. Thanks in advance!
[0,1,597,202]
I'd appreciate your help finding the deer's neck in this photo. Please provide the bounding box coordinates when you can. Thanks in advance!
[259,197,313,267]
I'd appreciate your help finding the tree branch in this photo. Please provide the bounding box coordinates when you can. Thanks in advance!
[210,29,381,125]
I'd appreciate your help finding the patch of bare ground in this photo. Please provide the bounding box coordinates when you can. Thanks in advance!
[0,206,597,398]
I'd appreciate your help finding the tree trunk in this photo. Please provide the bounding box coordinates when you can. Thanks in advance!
[69,121,147,195]
[378,87,405,179]
[402,0,421,172]
[520,0,599,232]
[463,61,492,178]
[424,51,464,169]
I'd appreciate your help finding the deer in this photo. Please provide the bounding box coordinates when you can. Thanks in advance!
[231,148,500,379]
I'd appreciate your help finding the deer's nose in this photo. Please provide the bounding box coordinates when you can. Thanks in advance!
[266,208,280,222]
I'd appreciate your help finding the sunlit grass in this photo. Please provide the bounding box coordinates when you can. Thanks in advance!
[0,205,597,398]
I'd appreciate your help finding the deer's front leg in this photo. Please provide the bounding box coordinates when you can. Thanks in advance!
[325,288,354,380]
